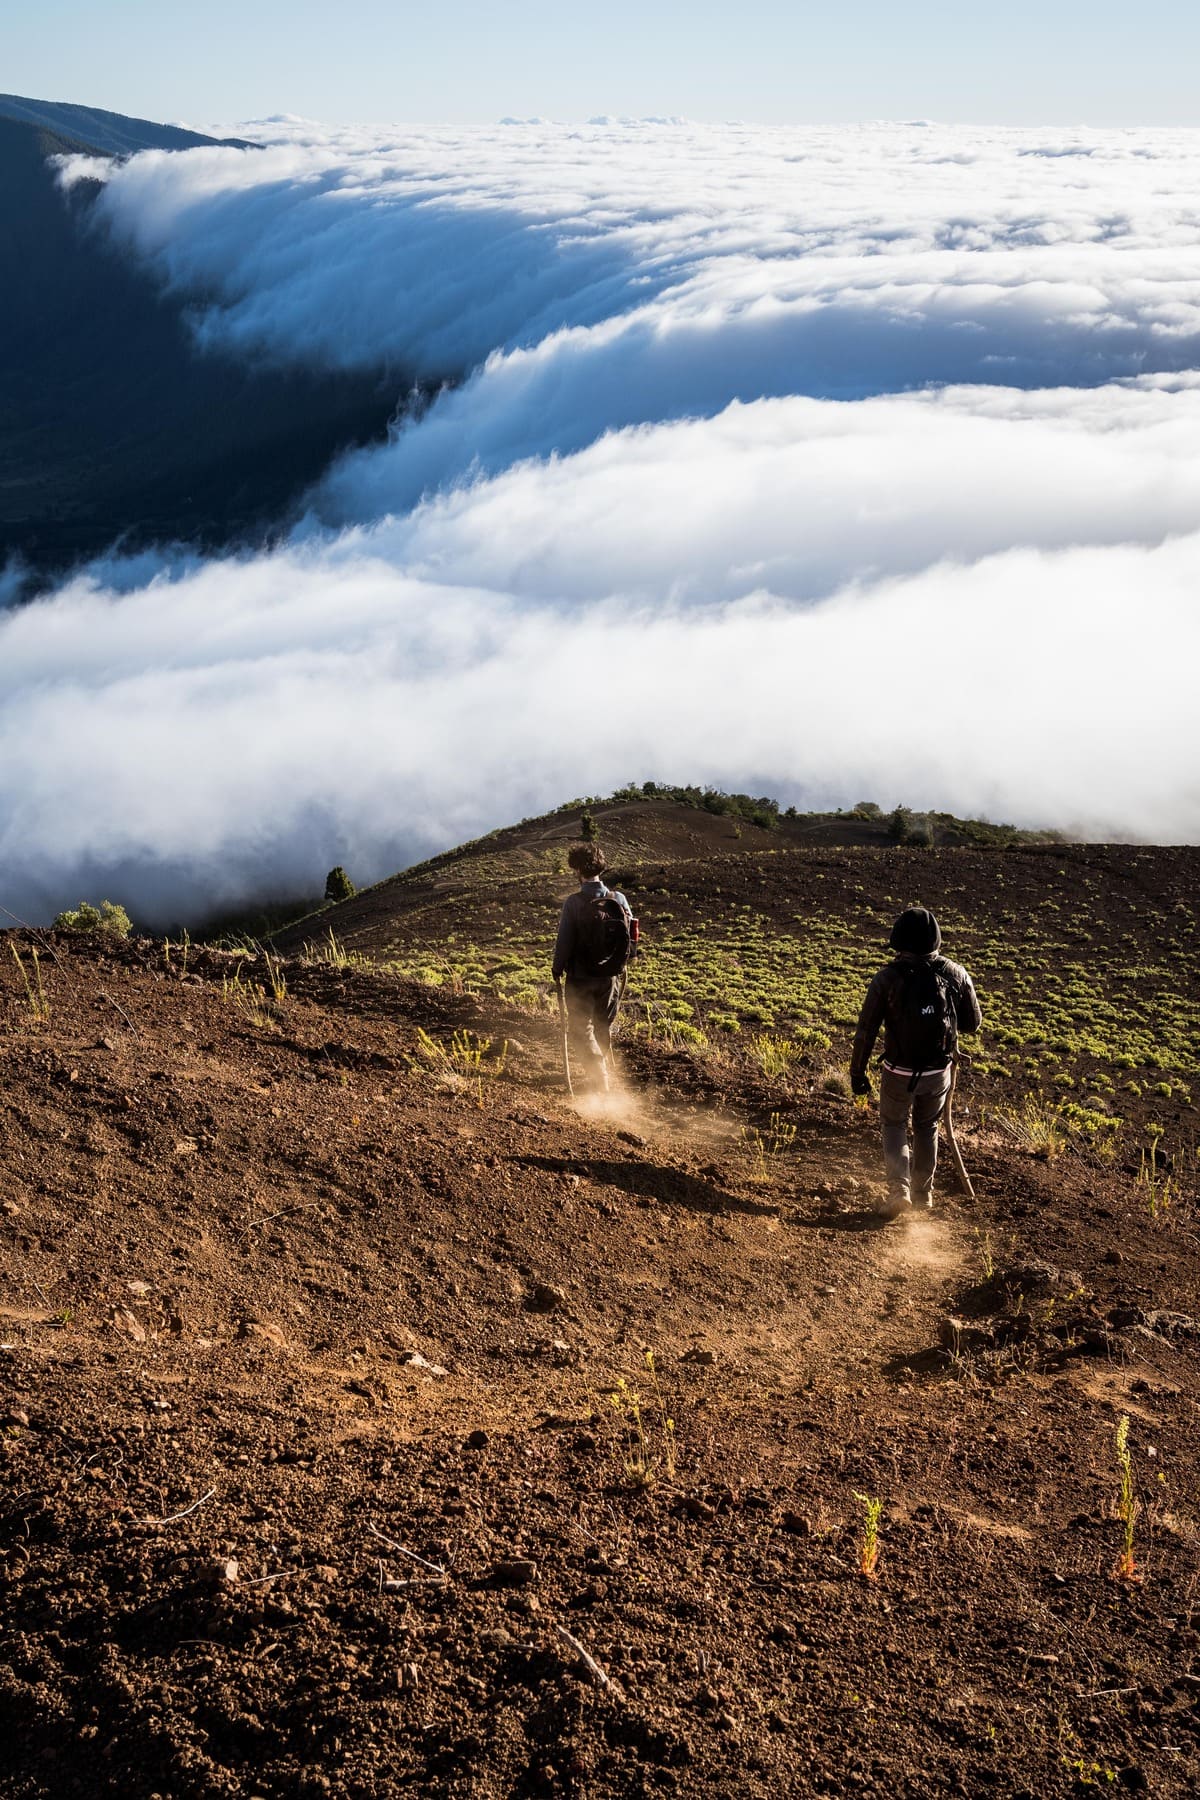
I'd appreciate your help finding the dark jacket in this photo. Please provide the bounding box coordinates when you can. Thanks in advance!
[850,952,981,1081]
[552,880,631,982]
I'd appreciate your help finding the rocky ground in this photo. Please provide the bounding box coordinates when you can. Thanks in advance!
[2,925,1199,1799]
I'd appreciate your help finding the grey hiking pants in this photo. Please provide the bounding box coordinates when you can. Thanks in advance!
[564,975,623,1077]
[878,1066,952,1199]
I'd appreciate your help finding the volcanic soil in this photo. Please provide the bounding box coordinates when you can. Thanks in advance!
[2,878,1200,1796]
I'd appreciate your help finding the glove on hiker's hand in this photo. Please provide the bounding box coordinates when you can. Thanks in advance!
[851,1072,871,1098]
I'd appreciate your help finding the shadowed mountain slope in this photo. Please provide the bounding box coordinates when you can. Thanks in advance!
[0,99,398,589]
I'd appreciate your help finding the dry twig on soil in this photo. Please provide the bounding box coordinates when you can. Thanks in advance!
[242,1201,324,1235]
[367,1522,448,1576]
[145,1487,217,1526]
[554,1624,620,1694]
[98,990,140,1036]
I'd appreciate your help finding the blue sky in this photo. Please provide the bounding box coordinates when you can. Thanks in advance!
[4,0,1200,127]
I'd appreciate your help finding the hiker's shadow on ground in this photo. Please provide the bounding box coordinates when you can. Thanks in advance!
[882,1347,949,1379]
[791,1208,889,1233]
[515,1155,779,1218]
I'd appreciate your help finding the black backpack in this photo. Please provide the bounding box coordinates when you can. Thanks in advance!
[885,956,959,1071]
[573,890,633,979]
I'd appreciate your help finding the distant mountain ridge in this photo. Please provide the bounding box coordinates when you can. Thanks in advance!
[0,96,396,593]
[270,791,1077,962]
[0,91,249,155]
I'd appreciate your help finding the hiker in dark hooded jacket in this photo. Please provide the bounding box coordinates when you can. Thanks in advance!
[552,843,634,1093]
[850,906,981,1219]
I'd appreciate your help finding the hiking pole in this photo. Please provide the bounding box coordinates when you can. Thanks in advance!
[943,1054,975,1198]
[555,979,573,1097]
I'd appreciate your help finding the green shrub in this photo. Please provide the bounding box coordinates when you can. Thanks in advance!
[324,865,356,902]
[53,900,132,938]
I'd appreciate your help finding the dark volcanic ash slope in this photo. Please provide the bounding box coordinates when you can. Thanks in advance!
[0,97,400,590]
[1,928,1198,1798]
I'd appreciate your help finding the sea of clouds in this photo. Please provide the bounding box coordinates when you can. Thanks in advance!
[4,118,1200,922]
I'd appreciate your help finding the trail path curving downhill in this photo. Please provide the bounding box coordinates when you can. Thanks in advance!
[550,1037,976,1395]
[3,934,1199,1799]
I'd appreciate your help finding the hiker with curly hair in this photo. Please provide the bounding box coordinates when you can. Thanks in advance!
[552,842,635,1093]
[850,906,982,1219]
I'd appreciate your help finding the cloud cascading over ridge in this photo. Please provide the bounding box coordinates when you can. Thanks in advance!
[7,120,1200,921]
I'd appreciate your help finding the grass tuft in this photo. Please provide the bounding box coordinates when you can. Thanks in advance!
[1112,1414,1142,1584]
[605,1351,677,1488]
[853,1491,883,1579]
[10,945,50,1022]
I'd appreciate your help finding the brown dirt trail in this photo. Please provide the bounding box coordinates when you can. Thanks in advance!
[1,931,1198,1799]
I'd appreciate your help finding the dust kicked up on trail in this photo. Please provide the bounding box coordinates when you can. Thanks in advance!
[569,1058,739,1160]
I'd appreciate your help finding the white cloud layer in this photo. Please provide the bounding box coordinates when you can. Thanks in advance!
[3,509,1198,926]
[9,121,1200,921]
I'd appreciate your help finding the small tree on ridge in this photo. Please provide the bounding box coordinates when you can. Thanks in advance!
[324,866,356,903]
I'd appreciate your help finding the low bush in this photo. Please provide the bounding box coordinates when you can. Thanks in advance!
[53,900,132,937]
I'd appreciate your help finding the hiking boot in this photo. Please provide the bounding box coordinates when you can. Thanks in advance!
[915,1187,934,1211]
[876,1191,909,1221]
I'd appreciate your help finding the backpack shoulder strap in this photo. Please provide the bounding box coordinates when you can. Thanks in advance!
[884,956,911,999]
[933,957,962,1051]
[932,955,962,997]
